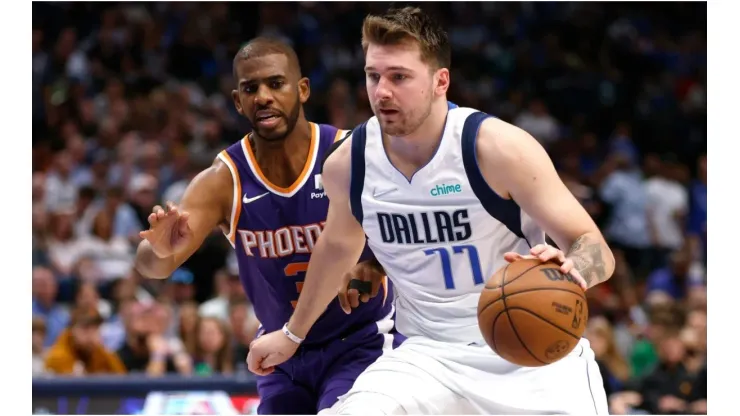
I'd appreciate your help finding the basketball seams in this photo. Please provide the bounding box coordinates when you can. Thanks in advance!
[484,261,543,290]
[504,307,582,341]
[500,262,546,365]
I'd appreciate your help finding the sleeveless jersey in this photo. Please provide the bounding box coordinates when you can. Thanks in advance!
[218,122,394,346]
[348,107,546,344]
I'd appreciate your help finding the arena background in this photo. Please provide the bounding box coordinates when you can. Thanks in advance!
[31,2,707,415]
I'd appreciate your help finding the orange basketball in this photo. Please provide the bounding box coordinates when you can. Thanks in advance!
[477,258,588,367]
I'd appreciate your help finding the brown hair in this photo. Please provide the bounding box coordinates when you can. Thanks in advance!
[194,317,234,374]
[361,6,451,69]
[589,317,630,381]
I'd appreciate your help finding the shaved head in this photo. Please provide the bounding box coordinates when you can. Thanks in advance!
[232,37,302,82]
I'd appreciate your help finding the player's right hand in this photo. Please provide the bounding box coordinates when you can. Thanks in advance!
[139,202,193,259]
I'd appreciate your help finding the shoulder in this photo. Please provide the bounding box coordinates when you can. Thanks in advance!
[184,156,234,202]
[475,116,547,168]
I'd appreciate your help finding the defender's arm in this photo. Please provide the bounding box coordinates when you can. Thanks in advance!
[135,157,234,278]
[287,138,368,338]
[476,118,615,288]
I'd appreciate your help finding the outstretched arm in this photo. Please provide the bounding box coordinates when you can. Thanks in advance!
[477,118,615,288]
[135,158,233,278]
[287,140,367,338]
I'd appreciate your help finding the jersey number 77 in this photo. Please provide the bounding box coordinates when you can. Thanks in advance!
[424,245,484,290]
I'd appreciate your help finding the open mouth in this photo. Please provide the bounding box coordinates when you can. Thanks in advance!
[379,109,399,116]
[255,111,282,127]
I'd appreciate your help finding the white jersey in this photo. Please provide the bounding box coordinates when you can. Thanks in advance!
[348,106,546,344]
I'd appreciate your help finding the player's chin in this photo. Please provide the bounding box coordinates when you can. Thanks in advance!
[255,121,288,141]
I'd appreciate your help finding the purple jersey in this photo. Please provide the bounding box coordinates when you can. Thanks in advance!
[217,122,394,346]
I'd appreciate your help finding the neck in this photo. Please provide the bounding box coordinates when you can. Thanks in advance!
[250,118,312,187]
[385,99,448,162]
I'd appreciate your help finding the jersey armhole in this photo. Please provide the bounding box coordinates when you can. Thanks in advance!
[217,151,241,248]
[320,129,353,174]
[460,112,529,244]
[349,123,368,225]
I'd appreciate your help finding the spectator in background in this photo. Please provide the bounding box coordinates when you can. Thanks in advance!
[192,317,234,376]
[628,329,705,415]
[513,98,560,148]
[74,281,112,320]
[76,209,135,281]
[45,150,79,215]
[229,298,260,368]
[116,302,191,376]
[586,316,630,397]
[44,308,126,375]
[162,159,204,206]
[687,154,707,266]
[178,301,200,356]
[101,296,136,351]
[199,268,244,321]
[32,266,69,348]
[32,317,48,375]
[46,210,82,277]
[599,150,651,280]
[645,247,705,301]
[127,172,159,231]
[644,154,689,269]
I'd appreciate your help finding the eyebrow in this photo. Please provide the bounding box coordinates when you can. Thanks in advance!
[364,66,412,72]
[238,74,286,86]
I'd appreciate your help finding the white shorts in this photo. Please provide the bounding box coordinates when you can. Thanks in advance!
[327,336,608,415]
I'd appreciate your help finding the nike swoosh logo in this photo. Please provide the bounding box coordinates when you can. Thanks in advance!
[243,192,270,204]
[373,188,397,198]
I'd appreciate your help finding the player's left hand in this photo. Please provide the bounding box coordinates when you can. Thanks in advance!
[247,330,299,376]
[337,260,385,314]
[504,244,587,291]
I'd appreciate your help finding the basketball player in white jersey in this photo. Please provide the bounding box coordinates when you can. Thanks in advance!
[248,7,615,414]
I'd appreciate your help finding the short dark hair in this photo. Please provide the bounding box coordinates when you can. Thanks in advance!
[361,6,451,69]
[232,37,301,80]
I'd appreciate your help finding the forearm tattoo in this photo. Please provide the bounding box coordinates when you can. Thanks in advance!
[567,234,609,288]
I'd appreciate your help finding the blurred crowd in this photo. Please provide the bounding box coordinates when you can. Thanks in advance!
[32,2,706,414]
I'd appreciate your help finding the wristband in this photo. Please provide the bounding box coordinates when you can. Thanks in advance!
[282,323,304,345]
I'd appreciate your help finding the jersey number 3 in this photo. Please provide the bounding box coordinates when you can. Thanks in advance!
[284,262,308,308]
[424,245,484,290]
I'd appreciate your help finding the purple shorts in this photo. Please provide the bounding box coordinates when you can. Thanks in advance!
[256,324,404,414]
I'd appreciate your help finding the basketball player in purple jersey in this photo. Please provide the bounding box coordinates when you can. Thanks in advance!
[134,38,398,414]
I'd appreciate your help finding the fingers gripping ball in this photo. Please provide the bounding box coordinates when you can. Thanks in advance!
[477,259,589,367]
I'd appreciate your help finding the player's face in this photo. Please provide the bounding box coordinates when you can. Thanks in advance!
[232,54,310,142]
[365,42,449,136]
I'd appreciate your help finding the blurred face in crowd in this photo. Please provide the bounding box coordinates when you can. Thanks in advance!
[198,318,226,354]
[585,316,613,359]
[92,211,114,241]
[669,249,691,276]
[75,282,100,311]
[51,212,75,240]
[365,40,449,137]
[229,302,248,337]
[658,334,685,365]
[72,321,102,353]
[179,302,199,335]
[32,267,58,305]
[232,53,309,142]
[32,318,46,354]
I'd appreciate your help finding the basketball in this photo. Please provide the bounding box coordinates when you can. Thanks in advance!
[477,258,588,367]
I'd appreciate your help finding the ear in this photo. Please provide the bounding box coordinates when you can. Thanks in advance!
[231,89,244,116]
[434,68,450,97]
[298,77,311,104]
